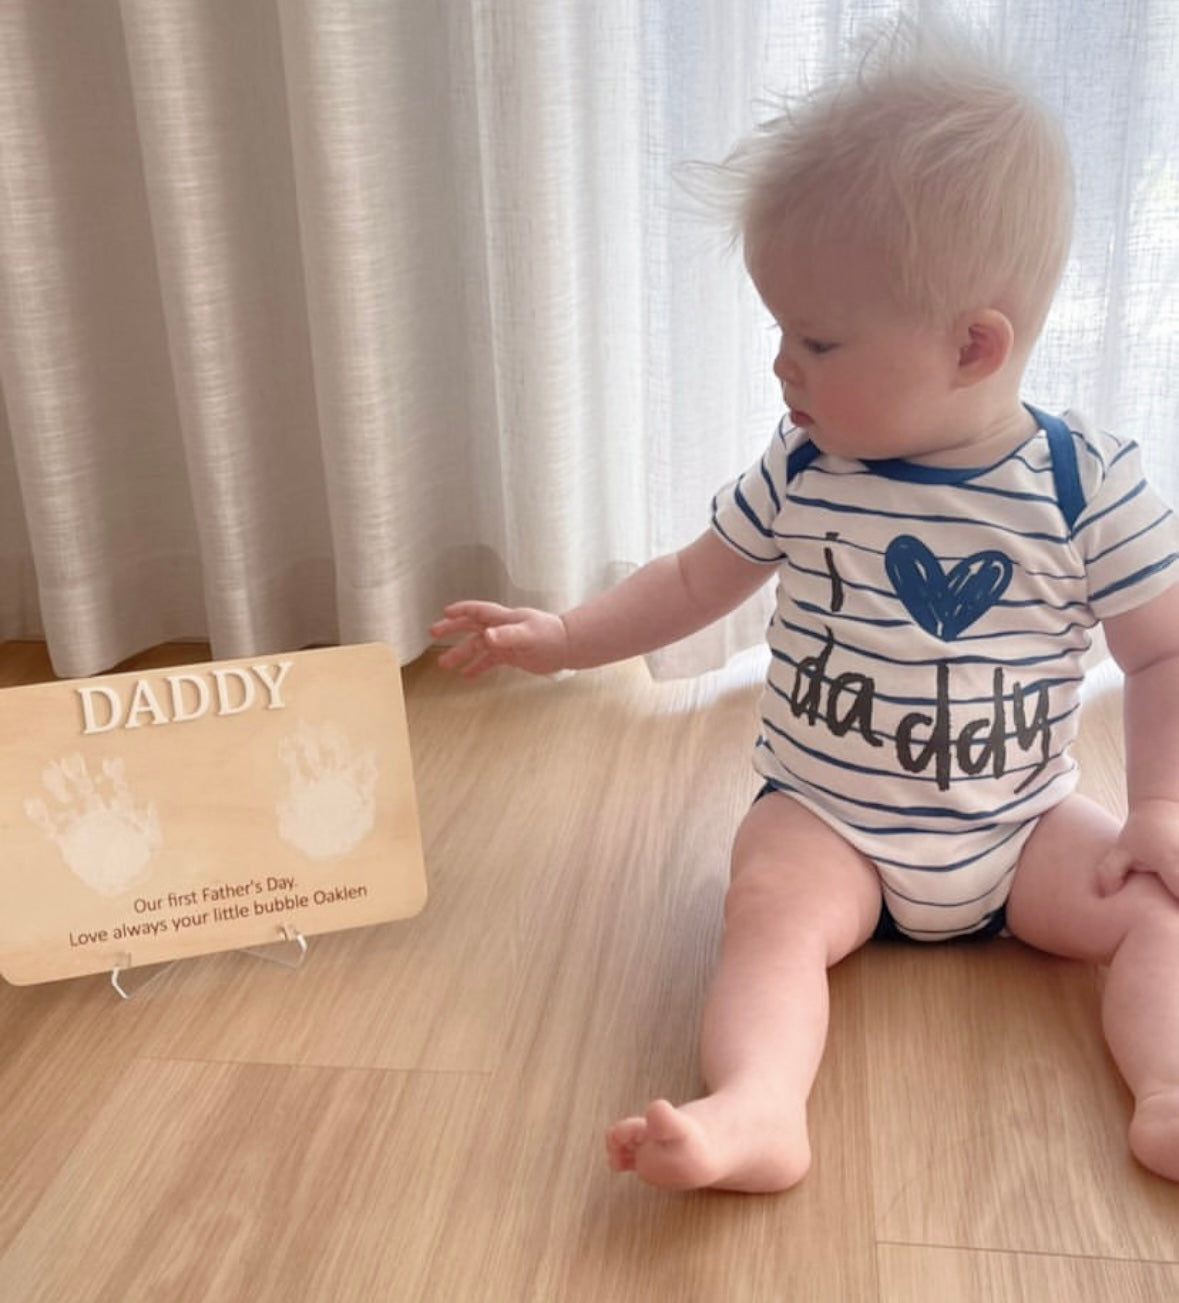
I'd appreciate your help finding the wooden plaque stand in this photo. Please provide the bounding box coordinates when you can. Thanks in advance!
[0,643,427,988]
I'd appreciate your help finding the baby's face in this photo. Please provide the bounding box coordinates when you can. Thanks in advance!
[749,241,972,464]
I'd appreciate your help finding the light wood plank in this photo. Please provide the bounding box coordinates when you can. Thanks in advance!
[420,785,878,1303]
[117,655,769,1078]
[411,655,875,1301]
[0,973,158,1252]
[878,1243,1179,1303]
[866,940,1179,1259]
[0,1058,491,1303]
[2,641,1178,1301]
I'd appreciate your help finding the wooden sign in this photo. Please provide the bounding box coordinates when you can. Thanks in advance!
[0,643,427,985]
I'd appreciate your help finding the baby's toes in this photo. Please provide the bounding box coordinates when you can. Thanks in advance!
[605,1117,647,1171]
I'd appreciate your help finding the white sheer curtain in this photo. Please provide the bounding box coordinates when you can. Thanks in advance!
[0,0,1175,679]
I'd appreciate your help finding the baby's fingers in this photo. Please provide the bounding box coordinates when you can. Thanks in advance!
[436,633,490,673]
[436,600,517,629]
[430,602,523,647]
[430,616,474,642]
[1096,844,1134,897]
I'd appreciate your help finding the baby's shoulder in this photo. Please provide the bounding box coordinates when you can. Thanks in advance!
[1052,407,1143,514]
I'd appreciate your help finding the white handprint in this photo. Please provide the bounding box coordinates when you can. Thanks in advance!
[25,754,161,896]
[276,723,377,860]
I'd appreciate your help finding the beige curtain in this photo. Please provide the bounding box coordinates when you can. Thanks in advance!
[1,1,1176,679]
[0,1,514,676]
[0,0,702,677]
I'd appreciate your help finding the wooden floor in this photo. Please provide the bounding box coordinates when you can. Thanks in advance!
[1,639,1177,1302]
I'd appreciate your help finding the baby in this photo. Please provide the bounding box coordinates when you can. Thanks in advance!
[431,23,1179,1192]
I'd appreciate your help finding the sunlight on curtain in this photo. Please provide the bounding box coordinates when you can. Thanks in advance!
[0,0,1175,677]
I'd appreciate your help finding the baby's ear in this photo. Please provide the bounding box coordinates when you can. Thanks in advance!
[952,309,1014,386]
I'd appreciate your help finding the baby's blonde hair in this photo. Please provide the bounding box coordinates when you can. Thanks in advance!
[729,20,1074,340]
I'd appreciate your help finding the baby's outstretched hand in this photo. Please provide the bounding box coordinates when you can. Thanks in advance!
[430,601,570,677]
[1096,798,1179,900]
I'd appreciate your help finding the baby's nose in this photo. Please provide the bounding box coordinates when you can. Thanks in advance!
[773,348,801,386]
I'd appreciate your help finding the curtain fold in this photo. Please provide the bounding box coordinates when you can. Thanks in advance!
[124,0,336,658]
[0,0,1176,679]
[0,1,205,672]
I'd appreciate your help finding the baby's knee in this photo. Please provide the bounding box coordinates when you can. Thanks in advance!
[1130,1091,1179,1183]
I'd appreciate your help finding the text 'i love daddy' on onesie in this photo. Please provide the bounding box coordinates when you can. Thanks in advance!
[711,406,1179,940]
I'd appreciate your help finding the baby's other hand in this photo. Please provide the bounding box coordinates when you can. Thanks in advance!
[430,601,569,677]
[1096,798,1179,900]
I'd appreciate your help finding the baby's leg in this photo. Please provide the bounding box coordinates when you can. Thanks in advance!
[606,791,881,1192]
[1007,795,1179,1180]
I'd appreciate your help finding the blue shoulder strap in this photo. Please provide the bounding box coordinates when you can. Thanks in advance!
[786,439,820,482]
[1025,403,1085,532]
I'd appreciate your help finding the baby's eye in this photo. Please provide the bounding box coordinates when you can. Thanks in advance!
[803,338,837,355]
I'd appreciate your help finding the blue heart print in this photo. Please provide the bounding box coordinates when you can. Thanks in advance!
[884,535,1013,641]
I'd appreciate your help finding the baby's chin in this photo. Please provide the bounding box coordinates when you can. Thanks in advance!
[811,427,954,465]
[802,428,885,462]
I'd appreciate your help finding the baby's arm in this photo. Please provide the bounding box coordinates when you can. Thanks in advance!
[430,530,772,677]
[1098,580,1179,898]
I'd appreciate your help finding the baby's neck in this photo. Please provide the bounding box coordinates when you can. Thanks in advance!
[908,400,1036,470]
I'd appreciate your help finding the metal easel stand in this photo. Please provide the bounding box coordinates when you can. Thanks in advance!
[109,925,309,1001]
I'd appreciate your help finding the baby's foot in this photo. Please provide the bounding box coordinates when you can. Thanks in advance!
[1129,1090,1179,1182]
[605,1095,810,1193]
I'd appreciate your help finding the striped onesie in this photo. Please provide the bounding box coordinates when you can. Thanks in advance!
[711,406,1179,940]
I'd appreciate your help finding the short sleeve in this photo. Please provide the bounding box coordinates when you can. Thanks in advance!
[1075,437,1179,619]
[710,420,796,564]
